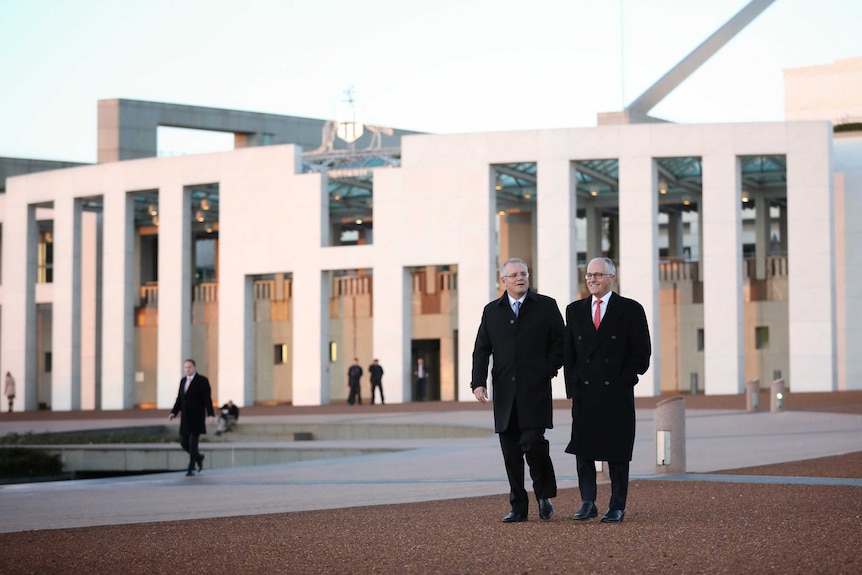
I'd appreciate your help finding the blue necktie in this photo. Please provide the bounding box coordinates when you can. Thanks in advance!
[513,301,521,317]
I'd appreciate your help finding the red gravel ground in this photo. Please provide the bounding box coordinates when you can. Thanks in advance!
[1,391,861,575]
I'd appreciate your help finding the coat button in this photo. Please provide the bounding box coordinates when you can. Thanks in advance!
[585,359,590,364]
[584,380,590,385]
[604,381,610,385]
[512,376,516,381]
[611,335,616,339]
[605,359,609,363]
[578,336,582,340]
[510,320,515,325]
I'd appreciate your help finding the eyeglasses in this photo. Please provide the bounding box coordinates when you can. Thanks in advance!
[502,271,529,280]
[584,272,612,280]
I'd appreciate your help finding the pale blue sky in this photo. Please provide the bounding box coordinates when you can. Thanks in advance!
[1,0,860,162]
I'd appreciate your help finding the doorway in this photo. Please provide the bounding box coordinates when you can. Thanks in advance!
[411,339,440,401]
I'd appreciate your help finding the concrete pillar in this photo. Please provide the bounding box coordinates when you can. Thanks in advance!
[778,204,788,254]
[667,211,684,258]
[585,206,603,262]
[101,191,135,409]
[372,266,411,404]
[654,395,686,474]
[618,155,660,397]
[157,184,192,407]
[753,190,770,279]
[702,153,744,394]
[51,196,82,411]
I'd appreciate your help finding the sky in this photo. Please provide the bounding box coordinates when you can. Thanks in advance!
[1,0,861,163]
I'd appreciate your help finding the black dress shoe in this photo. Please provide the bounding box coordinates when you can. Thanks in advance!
[601,509,625,523]
[538,498,554,520]
[573,501,598,521]
[196,453,205,472]
[501,511,527,523]
[185,470,195,477]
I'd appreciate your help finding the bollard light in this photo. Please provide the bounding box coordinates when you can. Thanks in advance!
[656,430,671,466]
[776,392,784,410]
[752,391,759,410]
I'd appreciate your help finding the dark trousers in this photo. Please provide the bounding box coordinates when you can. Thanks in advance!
[371,381,384,404]
[499,406,557,514]
[417,377,426,400]
[347,383,362,405]
[180,430,202,471]
[576,455,630,511]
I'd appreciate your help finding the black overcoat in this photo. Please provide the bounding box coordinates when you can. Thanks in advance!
[563,292,651,462]
[471,290,565,432]
[171,374,215,435]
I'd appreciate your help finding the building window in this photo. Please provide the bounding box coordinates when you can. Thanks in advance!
[274,344,287,365]
[45,352,52,373]
[697,329,705,352]
[755,326,769,350]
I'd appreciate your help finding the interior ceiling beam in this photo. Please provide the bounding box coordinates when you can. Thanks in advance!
[494,164,537,184]
[573,162,619,189]
[657,164,703,194]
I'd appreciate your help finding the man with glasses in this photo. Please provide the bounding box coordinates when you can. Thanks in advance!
[471,257,565,523]
[563,257,651,523]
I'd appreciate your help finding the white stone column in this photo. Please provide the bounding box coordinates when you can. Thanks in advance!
[702,153,744,395]
[618,155,660,397]
[787,124,836,391]
[537,159,576,399]
[80,211,101,410]
[50,196,82,411]
[101,191,135,409]
[537,159,577,303]
[292,269,328,405]
[157,184,192,407]
[372,265,411,403]
[458,164,495,402]
[0,201,38,411]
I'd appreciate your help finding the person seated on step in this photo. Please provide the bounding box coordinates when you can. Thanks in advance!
[216,400,240,435]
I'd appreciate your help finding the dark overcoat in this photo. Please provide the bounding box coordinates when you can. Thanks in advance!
[563,292,651,462]
[471,290,565,433]
[171,374,215,435]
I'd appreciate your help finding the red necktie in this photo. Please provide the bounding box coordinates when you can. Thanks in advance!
[593,299,602,330]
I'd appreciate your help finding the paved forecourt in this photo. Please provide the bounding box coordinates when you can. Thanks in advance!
[1,404,861,533]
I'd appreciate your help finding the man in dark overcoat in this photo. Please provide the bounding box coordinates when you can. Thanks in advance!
[471,258,565,523]
[564,257,651,523]
[170,358,215,476]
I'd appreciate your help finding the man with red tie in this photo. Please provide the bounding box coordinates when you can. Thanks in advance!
[563,257,651,523]
[170,359,215,476]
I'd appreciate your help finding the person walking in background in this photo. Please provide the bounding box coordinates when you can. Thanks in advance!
[169,359,215,476]
[471,257,565,523]
[347,358,363,405]
[4,372,15,412]
[564,257,651,524]
[369,359,385,404]
[415,358,428,401]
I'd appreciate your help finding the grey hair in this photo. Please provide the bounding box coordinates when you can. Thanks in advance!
[589,257,617,275]
[499,258,529,277]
